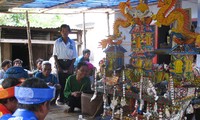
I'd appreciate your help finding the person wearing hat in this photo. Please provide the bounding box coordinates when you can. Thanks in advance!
[0,78,21,117]
[3,66,29,83]
[0,78,55,120]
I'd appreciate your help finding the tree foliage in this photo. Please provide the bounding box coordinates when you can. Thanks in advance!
[0,13,65,28]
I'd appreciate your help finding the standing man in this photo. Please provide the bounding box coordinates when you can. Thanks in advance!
[33,58,44,76]
[53,24,77,105]
[74,49,90,68]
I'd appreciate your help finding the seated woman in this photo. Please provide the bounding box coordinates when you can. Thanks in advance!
[64,62,91,113]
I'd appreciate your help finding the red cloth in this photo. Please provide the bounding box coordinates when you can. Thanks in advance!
[0,104,11,117]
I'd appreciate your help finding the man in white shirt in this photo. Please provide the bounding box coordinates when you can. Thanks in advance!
[53,24,77,105]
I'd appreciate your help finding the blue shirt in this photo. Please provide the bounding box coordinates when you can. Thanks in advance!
[0,109,38,120]
[74,56,89,68]
[35,72,58,85]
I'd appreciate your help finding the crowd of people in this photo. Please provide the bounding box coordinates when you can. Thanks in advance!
[0,24,99,119]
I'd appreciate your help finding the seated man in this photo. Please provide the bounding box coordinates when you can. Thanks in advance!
[13,59,23,67]
[64,62,91,113]
[33,58,44,76]
[0,78,21,117]
[0,78,55,120]
[35,61,61,105]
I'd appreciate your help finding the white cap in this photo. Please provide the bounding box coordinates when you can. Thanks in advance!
[78,115,83,119]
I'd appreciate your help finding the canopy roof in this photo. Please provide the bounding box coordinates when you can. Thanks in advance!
[1,0,198,14]
[0,0,158,13]
[21,0,157,8]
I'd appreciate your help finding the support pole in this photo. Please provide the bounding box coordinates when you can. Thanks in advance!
[106,12,110,36]
[83,12,86,49]
[195,1,200,65]
[0,27,2,63]
[196,0,200,33]
[26,11,34,71]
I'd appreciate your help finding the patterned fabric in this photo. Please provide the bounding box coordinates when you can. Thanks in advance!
[15,86,55,104]
[174,87,188,99]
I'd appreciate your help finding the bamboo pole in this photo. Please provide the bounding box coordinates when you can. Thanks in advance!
[106,12,110,36]
[26,11,34,71]
[82,12,86,49]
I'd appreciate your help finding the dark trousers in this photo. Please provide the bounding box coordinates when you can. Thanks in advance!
[58,72,71,102]
[57,59,73,102]
[67,96,81,109]
[51,88,61,104]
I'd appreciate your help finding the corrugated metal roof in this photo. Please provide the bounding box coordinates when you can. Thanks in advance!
[0,25,82,31]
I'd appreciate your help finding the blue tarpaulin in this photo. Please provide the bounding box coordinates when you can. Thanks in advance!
[21,0,157,9]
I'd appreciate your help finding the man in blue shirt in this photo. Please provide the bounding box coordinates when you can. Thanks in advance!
[35,61,61,105]
[0,78,55,120]
[74,49,90,68]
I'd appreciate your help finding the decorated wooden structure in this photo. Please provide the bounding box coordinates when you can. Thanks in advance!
[104,45,127,76]
[97,0,200,119]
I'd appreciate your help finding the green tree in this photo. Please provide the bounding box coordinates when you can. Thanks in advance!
[0,13,64,28]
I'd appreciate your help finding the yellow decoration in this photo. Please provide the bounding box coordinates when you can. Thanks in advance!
[136,36,141,48]
[144,58,152,70]
[156,0,200,46]
[135,58,143,68]
[145,33,152,46]
[184,56,193,72]
[114,0,134,36]
[136,0,149,13]
[125,69,135,81]
[105,76,119,86]
[174,59,183,74]
[156,71,169,83]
